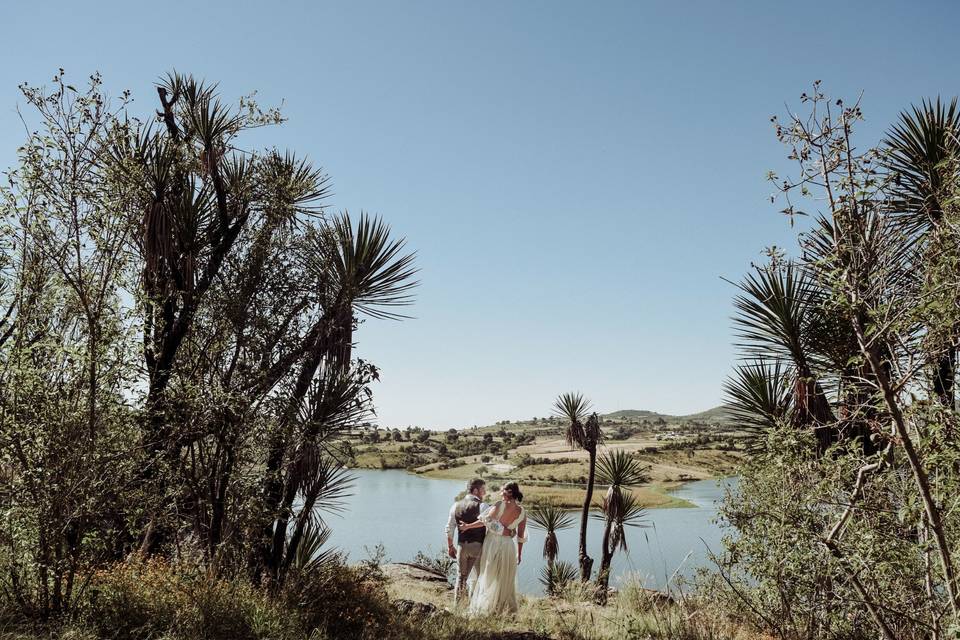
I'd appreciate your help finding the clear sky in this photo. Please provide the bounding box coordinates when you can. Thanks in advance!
[2,1,958,429]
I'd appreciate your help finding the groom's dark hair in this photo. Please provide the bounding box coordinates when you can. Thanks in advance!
[467,478,485,494]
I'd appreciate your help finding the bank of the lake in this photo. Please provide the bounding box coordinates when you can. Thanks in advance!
[323,469,736,594]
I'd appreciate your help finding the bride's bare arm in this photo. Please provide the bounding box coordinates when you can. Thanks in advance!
[516,519,526,564]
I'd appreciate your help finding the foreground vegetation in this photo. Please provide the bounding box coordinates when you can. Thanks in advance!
[0,71,418,628]
[0,555,762,640]
[710,88,960,639]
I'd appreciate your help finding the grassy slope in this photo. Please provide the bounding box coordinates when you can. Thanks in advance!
[382,563,760,640]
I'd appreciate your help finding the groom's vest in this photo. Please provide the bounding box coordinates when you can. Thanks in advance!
[455,496,485,545]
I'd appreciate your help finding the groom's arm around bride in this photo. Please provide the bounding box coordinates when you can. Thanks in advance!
[446,478,487,606]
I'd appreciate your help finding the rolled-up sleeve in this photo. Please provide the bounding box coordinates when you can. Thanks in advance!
[445,502,458,540]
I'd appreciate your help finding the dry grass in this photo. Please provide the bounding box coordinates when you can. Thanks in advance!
[383,566,763,640]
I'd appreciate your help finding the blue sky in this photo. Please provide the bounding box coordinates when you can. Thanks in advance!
[2,1,957,428]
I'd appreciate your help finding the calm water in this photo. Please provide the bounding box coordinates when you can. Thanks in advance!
[323,469,736,594]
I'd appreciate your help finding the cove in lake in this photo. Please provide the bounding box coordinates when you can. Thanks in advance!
[323,469,736,594]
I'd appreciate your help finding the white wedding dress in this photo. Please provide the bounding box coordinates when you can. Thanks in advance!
[468,501,527,615]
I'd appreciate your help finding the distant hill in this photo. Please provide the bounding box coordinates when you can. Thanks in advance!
[603,409,673,420]
[603,405,733,425]
[679,406,733,424]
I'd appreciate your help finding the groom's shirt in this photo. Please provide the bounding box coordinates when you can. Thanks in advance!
[444,494,490,542]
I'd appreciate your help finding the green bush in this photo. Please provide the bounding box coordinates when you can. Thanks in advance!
[79,559,300,640]
[281,562,402,640]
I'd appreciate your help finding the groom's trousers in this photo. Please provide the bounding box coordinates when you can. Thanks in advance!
[454,541,483,604]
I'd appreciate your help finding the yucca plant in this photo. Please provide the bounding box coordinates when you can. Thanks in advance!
[884,98,960,407]
[885,97,960,233]
[554,392,602,581]
[281,449,354,578]
[730,264,839,453]
[262,212,417,580]
[594,450,649,602]
[723,359,793,451]
[528,503,575,572]
[538,560,579,597]
[290,518,340,572]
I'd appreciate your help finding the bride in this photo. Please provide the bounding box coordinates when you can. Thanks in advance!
[458,481,527,615]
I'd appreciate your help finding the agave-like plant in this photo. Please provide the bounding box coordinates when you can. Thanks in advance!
[554,392,602,581]
[282,450,355,575]
[594,450,649,601]
[539,560,579,597]
[527,503,576,571]
[324,212,420,320]
[305,211,419,369]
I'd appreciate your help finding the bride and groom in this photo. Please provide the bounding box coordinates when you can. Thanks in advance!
[444,478,527,614]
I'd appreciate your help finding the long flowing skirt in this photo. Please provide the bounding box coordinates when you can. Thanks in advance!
[468,533,519,615]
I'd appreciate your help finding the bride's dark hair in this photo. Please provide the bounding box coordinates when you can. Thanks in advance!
[503,481,523,502]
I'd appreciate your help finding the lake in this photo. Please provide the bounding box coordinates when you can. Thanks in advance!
[323,469,735,594]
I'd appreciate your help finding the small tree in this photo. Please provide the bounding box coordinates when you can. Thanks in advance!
[553,392,602,581]
[528,502,575,591]
[593,450,649,602]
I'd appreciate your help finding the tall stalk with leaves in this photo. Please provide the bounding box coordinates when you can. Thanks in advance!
[594,450,649,602]
[528,503,575,595]
[553,392,602,581]
[258,212,417,582]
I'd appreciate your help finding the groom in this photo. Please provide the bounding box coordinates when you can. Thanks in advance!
[445,478,516,605]
[445,478,487,605]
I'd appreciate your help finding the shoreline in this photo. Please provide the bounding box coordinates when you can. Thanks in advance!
[346,465,722,510]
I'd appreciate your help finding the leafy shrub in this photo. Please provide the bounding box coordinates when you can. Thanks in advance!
[281,561,403,640]
[79,558,299,640]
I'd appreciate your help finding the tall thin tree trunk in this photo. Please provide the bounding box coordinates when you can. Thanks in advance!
[596,518,613,603]
[856,324,960,617]
[578,447,596,581]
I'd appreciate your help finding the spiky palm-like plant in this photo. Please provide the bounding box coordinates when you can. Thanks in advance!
[730,264,839,453]
[290,518,340,572]
[885,97,960,232]
[884,98,960,407]
[594,450,649,601]
[528,503,575,572]
[262,213,417,580]
[282,449,354,577]
[539,560,579,597]
[306,211,419,370]
[723,359,794,451]
[554,392,602,581]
